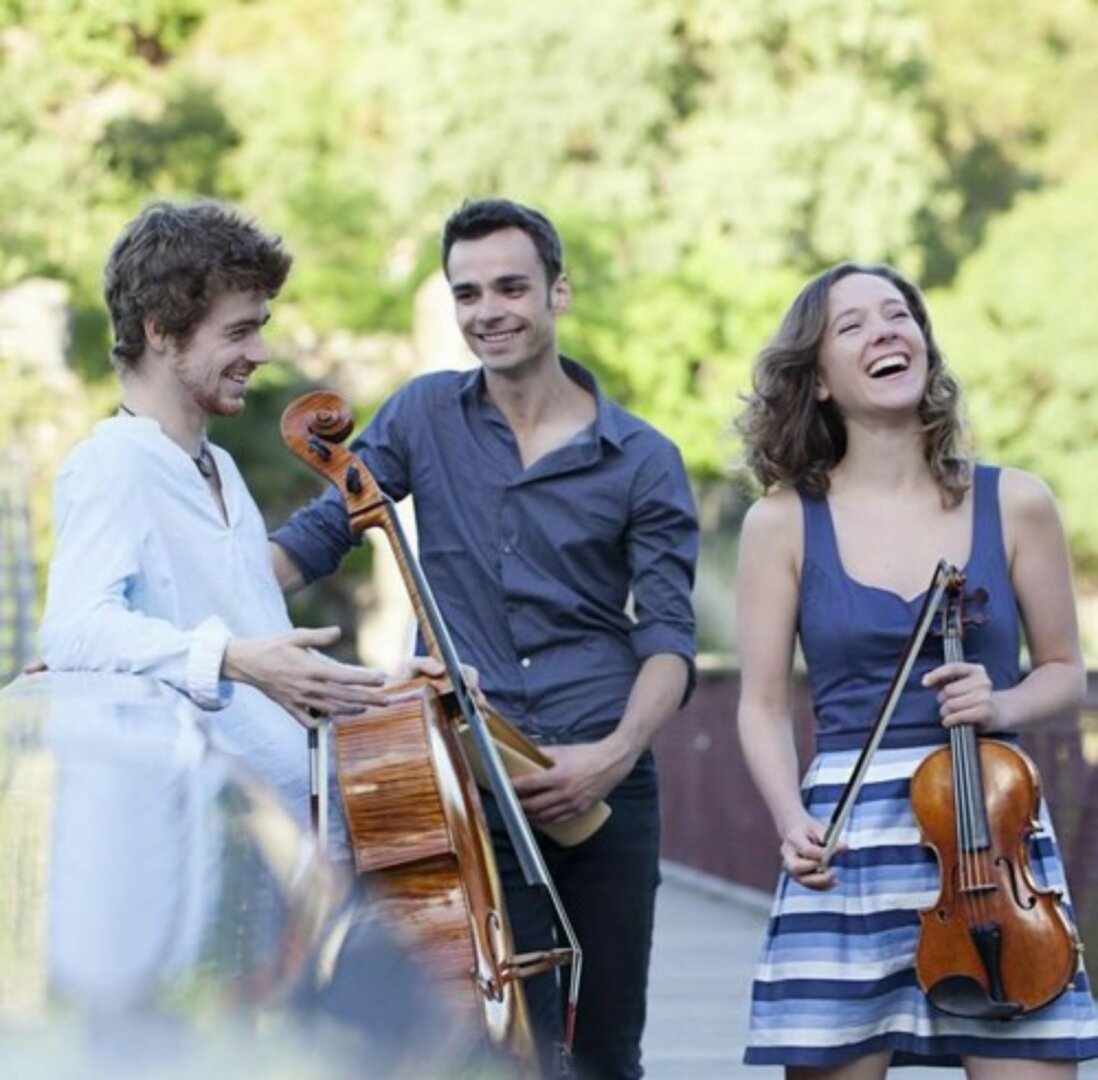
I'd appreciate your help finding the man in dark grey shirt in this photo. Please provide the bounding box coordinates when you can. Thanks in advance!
[272,198,698,1079]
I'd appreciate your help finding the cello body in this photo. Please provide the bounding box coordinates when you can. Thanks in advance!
[335,684,534,1058]
[281,391,579,1073]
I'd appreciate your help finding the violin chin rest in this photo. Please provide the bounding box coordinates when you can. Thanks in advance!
[927,976,1023,1022]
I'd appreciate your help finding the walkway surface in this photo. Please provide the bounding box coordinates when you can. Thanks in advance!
[643,862,1098,1079]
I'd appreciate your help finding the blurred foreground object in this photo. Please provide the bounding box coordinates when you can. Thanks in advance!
[0,672,497,1078]
[0,458,34,683]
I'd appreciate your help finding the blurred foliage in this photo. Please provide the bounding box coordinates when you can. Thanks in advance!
[98,79,241,195]
[0,354,110,612]
[0,0,1095,593]
[933,168,1098,577]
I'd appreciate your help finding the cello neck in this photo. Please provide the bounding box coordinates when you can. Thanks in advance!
[373,502,446,669]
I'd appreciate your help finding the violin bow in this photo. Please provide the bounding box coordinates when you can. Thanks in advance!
[819,559,955,867]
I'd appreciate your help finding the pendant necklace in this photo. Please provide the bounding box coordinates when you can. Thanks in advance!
[116,404,216,479]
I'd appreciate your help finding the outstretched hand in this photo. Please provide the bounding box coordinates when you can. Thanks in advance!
[223,626,390,729]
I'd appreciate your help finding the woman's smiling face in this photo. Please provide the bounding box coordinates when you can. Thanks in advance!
[815,272,929,422]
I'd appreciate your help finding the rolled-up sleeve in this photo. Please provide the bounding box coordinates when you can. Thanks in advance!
[269,483,357,584]
[626,440,699,701]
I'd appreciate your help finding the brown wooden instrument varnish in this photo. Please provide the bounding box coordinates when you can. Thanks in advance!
[281,391,573,1071]
[910,571,1080,1019]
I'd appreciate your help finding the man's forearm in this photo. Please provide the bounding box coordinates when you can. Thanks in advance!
[608,653,690,764]
[270,541,306,594]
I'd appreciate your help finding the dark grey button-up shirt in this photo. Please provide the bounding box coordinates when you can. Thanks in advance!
[273,358,698,743]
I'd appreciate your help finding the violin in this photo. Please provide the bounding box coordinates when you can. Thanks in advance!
[281,391,582,1070]
[910,568,1081,1019]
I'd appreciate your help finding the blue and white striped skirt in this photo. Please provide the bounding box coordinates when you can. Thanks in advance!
[745,744,1098,1068]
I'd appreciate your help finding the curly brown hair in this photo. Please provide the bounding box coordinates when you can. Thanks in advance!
[104,200,292,373]
[736,262,971,506]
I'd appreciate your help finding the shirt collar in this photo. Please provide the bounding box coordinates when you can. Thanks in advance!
[458,355,624,452]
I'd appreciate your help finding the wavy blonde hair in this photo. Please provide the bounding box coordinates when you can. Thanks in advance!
[736,262,971,506]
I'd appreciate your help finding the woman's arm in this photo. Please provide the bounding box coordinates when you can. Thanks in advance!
[736,491,837,888]
[924,468,1086,732]
[996,468,1086,729]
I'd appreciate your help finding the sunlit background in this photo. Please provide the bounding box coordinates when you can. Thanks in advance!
[1,0,1096,678]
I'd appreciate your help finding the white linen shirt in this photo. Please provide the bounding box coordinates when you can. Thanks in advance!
[40,416,314,829]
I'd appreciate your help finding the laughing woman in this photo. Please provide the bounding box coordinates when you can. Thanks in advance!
[734,262,1098,1078]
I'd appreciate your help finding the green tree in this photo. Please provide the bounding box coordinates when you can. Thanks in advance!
[933,169,1098,573]
[2,0,1096,581]
[913,0,1098,282]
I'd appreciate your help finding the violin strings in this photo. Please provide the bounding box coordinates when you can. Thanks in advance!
[959,725,987,927]
[945,624,992,929]
[954,723,975,922]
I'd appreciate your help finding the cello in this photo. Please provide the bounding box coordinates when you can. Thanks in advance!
[910,568,1081,1019]
[281,391,581,1072]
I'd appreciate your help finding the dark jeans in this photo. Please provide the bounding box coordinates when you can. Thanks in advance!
[485,754,661,1080]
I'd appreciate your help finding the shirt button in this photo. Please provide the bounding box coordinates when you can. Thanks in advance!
[503,544,512,554]
[520,657,531,669]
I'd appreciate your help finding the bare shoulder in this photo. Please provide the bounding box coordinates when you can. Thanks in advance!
[997,466,1066,565]
[998,466,1061,529]
[737,489,802,671]
[741,488,803,566]
[999,466,1056,513]
[743,487,800,534]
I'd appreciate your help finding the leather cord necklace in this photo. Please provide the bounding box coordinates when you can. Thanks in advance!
[116,403,216,479]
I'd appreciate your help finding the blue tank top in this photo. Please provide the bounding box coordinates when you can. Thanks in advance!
[798,464,1021,752]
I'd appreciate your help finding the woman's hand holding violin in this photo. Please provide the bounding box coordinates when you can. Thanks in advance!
[922,660,1001,732]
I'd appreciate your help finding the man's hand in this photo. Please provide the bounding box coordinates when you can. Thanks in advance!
[386,655,487,708]
[512,735,635,825]
[223,626,390,729]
